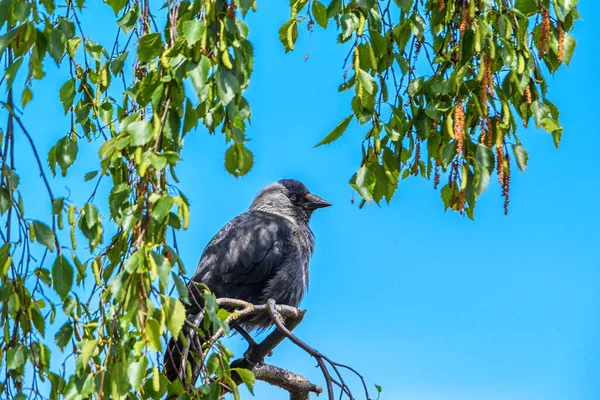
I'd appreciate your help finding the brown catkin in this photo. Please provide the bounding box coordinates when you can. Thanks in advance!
[539,8,550,58]
[165,249,174,265]
[459,4,470,37]
[227,1,237,20]
[454,101,465,155]
[480,117,490,146]
[558,22,565,62]
[413,141,421,175]
[496,145,504,185]
[458,190,466,215]
[481,56,491,115]
[438,0,445,12]
[415,40,423,56]
[503,154,511,215]
[524,84,532,104]
[434,161,441,190]
[484,55,494,97]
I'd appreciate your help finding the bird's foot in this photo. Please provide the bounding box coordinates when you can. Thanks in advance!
[235,326,259,348]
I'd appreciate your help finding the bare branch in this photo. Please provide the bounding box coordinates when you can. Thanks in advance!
[253,363,323,400]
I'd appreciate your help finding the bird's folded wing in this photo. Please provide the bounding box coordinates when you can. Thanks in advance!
[190,211,293,303]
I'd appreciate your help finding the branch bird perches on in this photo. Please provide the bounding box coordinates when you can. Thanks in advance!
[178,298,379,400]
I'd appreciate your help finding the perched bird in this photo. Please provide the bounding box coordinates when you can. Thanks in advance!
[164,179,331,384]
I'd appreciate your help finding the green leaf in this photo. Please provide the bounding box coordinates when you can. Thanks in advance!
[21,86,32,107]
[52,198,64,215]
[117,5,138,34]
[59,79,76,114]
[441,141,457,168]
[128,357,148,390]
[407,77,424,97]
[4,57,22,89]
[152,196,174,223]
[33,220,55,252]
[172,272,190,304]
[183,99,198,134]
[186,57,210,97]
[552,129,562,149]
[0,30,16,56]
[410,14,426,38]
[326,0,341,18]
[55,322,73,350]
[84,171,98,181]
[541,117,561,133]
[49,30,66,64]
[83,202,99,228]
[475,144,494,174]
[145,319,162,351]
[55,136,78,176]
[127,120,153,146]
[207,353,220,375]
[357,69,375,94]
[278,19,298,52]
[182,20,205,46]
[312,1,328,28]
[52,255,74,300]
[110,51,128,75]
[531,101,550,129]
[441,183,454,210]
[84,40,104,62]
[151,252,171,290]
[235,0,254,16]
[558,0,578,16]
[31,307,46,337]
[106,0,127,14]
[216,67,239,106]
[163,296,186,340]
[315,115,353,147]
[350,165,376,201]
[340,12,359,40]
[231,368,255,393]
[512,144,528,172]
[0,188,11,215]
[137,33,163,62]
[225,144,253,177]
[394,0,412,13]
[7,345,27,370]
[562,32,576,66]
[514,0,538,15]
[474,145,494,196]
[78,339,97,370]
[375,384,382,393]
[66,37,82,58]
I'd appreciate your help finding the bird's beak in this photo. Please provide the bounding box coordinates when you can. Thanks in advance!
[305,193,332,210]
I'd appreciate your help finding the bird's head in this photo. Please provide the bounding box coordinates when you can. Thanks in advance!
[250,179,332,223]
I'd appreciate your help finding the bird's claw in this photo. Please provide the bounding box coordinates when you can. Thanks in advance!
[243,347,264,366]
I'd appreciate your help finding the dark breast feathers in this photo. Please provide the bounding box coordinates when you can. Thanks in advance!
[188,210,313,330]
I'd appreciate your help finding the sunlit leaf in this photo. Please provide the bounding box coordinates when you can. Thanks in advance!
[52,255,73,300]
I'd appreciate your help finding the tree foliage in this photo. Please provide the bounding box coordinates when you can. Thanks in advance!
[295,0,578,217]
[0,0,578,399]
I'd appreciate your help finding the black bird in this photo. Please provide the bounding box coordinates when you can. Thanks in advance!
[164,179,331,383]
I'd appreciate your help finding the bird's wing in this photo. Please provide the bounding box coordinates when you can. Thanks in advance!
[190,211,294,303]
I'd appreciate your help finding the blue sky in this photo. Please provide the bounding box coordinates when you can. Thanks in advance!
[11,1,599,399]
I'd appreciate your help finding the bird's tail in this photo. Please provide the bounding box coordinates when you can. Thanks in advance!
[163,284,208,385]
[163,321,206,384]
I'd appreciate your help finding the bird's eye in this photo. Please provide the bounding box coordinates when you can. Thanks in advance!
[290,194,298,202]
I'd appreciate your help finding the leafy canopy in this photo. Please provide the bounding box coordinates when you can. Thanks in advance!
[0,0,578,399]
